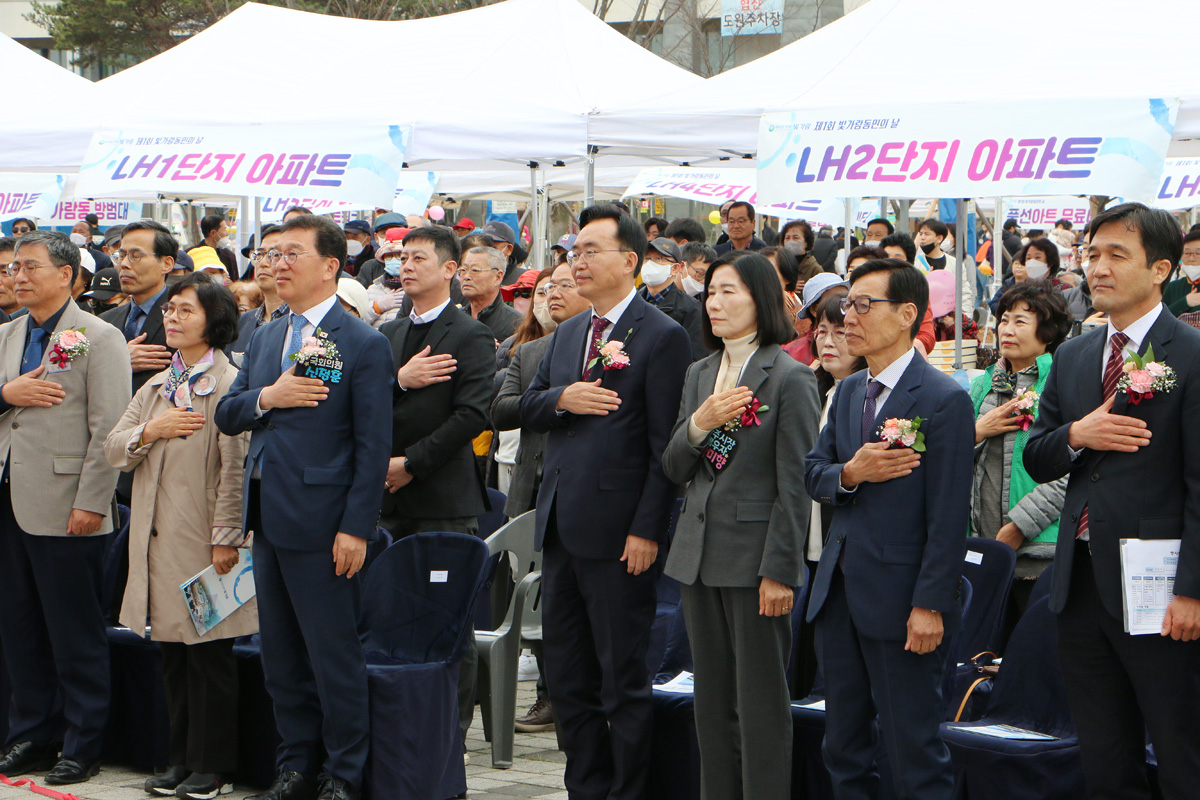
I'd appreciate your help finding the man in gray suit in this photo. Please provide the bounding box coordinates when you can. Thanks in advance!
[0,231,131,785]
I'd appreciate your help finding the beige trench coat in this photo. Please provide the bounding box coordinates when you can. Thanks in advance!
[105,349,258,644]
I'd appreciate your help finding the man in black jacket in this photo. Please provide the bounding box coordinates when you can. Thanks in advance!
[639,238,708,361]
[378,225,494,744]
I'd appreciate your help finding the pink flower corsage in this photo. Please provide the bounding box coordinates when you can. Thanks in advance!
[1011,388,1039,431]
[1118,344,1175,406]
[290,327,340,366]
[588,328,633,372]
[879,417,925,452]
[48,328,90,367]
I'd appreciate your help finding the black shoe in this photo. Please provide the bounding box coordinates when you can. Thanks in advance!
[245,770,318,800]
[145,766,188,796]
[316,774,360,800]
[43,757,100,785]
[175,771,232,799]
[0,741,60,776]
[514,697,555,732]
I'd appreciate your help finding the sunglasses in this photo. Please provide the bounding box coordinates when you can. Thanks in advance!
[510,288,533,299]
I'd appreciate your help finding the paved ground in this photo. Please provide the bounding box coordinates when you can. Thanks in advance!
[0,683,565,800]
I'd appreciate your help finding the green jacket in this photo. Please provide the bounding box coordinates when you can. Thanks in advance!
[1163,276,1200,317]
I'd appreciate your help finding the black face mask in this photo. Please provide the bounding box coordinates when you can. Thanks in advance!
[920,241,939,256]
[90,300,118,315]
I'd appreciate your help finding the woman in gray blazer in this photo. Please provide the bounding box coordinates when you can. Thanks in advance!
[662,253,821,800]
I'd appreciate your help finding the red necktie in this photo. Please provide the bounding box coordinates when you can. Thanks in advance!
[583,316,608,380]
[1077,331,1131,539]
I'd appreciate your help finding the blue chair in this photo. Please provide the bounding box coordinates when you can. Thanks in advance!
[961,537,1016,658]
[361,532,489,800]
[478,488,508,540]
[473,488,510,632]
[1027,563,1055,610]
[647,498,685,676]
[941,597,1083,800]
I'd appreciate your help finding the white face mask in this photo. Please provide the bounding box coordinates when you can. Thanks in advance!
[533,304,557,331]
[863,239,881,249]
[383,258,402,277]
[346,239,364,257]
[640,261,673,288]
[217,236,231,249]
[682,275,705,296]
[1182,263,1200,282]
[783,241,806,257]
[720,223,729,235]
[91,234,104,246]
[69,232,88,246]
[1025,259,1049,279]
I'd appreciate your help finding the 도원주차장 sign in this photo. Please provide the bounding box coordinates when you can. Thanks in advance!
[757,98,1179,202]
[721,0,784,36]
[76,125,411,209]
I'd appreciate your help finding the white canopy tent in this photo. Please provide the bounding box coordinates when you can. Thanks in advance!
[590,0,1200,163]
[0,34,97,172]
[91,0,703,173]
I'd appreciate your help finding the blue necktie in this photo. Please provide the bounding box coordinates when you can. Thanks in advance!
[283,313,306,372]
[21,328,47,375]
[861,379,884,443]
[124,305,144,341]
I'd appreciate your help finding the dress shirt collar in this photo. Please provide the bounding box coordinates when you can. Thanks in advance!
[593,287,637,329]
[134,285,167,317]
[291,293,338,330]
[1106,303,1162,354]
[866,346,917,391]
[411,296,452,325]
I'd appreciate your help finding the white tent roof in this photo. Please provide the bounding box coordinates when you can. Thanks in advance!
[590,0,1200,161]
[92,0,703,172]
[0,35,98,172]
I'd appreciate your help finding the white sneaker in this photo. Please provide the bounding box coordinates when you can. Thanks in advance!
[517,653,539,682]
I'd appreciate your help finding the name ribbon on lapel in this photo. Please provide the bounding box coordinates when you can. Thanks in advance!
[701,428,738,471]
[291,327,344,384]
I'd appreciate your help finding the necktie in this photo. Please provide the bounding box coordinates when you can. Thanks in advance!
[861,379,884,443]
[21,328,47,375]
[123,306,144,341]
[283,313,306,372]
[1077,331,1132,540]
[583,316,609,380]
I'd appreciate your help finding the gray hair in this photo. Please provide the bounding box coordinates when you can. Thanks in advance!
[466,246,505,273]
[15,230,80,282]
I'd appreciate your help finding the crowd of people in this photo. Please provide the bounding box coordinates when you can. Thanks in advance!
[0,196,1195,800]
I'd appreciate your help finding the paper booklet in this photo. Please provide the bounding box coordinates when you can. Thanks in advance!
[945,723,1057,741]
[181,548,256,636]
[655,671,696,694]
[1119,538,1181,635]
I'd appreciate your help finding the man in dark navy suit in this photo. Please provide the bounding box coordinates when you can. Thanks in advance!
[805,258,973,800]
[1025,204,1200,800]
[216,215,392,800]
[520,204,691,800]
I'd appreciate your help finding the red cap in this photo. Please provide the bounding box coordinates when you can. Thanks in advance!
[501,268,538,301]
[384,227,410,243]
[453,217,475,230]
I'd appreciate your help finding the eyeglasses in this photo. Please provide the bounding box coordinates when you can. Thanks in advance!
[162,304,197,320]
[11,227,30,234]
[250,250,269,262]
[266,250,319,266]
[535,286,549,297]
[840,296,901,315]
[647,257,678,266]
[544,280,577,293]
[114,249,153,265]
[566,249,628,266]
[455,267,499,278]
[727,217,752,226]
[510,288,533,299]
[814,328,847,343]
[3,261,55,277]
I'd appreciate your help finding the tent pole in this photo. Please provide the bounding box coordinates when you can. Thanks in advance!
[584,146,597,207]
[529,163,544,271]
[843,199,852,277]
[954,198,965,370]
[253,197,262,269]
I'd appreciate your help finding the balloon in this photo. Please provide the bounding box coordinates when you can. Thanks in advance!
[926,269,957,319]
[427,206,445,221]
[708,210,722,225]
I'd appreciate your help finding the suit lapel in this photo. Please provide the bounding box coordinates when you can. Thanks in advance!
[261,313,289,380]
[139,291,168,344]
[389,318,413,373]
[1078,326,1107,415]
[422,305,456,354]
[736,344,778,398]
[873,354,924,437]
[695,353,720,400]
[6,315,28,379]
[1113,309,1176,416]
[847,372,869,451]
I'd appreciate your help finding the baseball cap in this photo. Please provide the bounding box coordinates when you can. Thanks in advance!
[373,212,407,232]
[384,227,411,243]
[501,268,538,301]
[482,220,515,245]
[798,273,848,319]
[453,217,475,231]
[82,268,121,301]
[647,237,683,263]
[552,233,576,252]
[344,220,372,235]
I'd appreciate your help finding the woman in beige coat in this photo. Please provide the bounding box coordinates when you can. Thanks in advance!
[105,273,255,800]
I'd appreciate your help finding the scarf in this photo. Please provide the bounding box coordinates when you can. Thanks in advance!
[161,348,216,409]
[989,356,1039,396]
